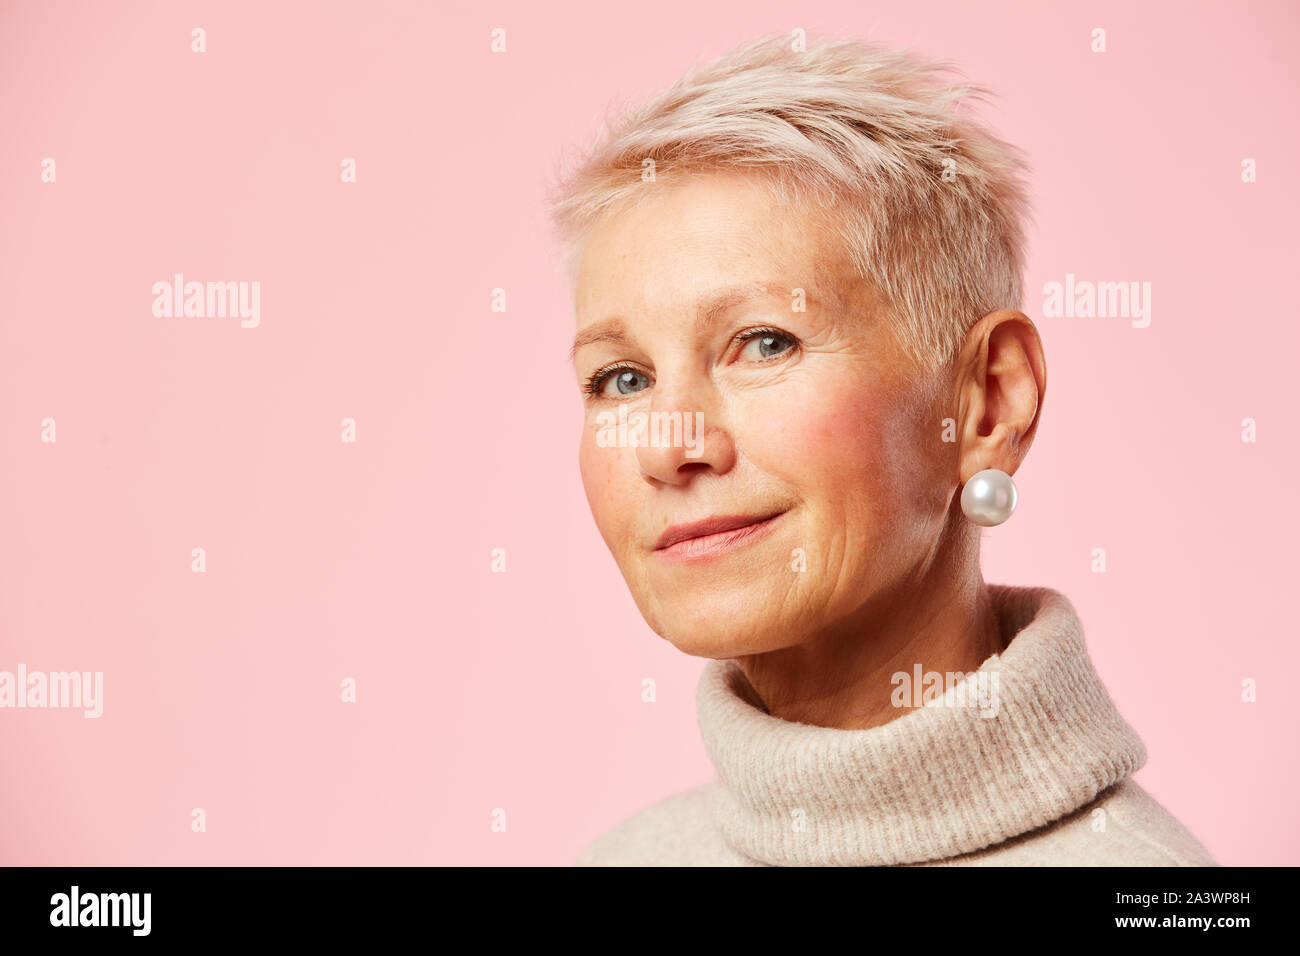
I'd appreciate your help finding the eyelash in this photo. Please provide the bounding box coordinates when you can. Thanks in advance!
[581,326,797,399]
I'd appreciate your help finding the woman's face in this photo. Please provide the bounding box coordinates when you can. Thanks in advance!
[572,170,958,658]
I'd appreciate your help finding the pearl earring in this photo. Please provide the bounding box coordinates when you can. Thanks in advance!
[961,468,1018,526]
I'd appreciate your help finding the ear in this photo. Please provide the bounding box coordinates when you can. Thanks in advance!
[953,309,1047,482]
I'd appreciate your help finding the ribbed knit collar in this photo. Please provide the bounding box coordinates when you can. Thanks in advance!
[695,584,1147,866]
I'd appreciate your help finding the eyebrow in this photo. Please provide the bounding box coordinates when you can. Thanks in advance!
[568,281,799,364]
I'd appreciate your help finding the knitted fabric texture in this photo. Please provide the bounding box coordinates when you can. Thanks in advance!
[576,585,1218,867]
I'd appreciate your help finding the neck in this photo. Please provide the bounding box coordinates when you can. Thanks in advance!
[697,583,1150,866]
[735,526,999,730]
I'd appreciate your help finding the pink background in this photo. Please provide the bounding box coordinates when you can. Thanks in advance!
[1,0,1296,866]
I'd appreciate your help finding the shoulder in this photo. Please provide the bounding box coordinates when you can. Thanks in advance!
[945,778,1218,867]
[573,783,743,866]
[1098,778,1220,865]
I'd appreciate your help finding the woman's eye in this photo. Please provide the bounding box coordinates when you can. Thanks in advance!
[738,330,795,361]
[597,367,651,397]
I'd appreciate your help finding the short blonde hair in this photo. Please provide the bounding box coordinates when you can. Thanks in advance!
[547,32,1032,370]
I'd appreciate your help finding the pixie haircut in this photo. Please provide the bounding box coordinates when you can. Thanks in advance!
[548,32,1032,371]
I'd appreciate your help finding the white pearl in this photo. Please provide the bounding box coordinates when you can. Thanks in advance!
[961,468,1018,526]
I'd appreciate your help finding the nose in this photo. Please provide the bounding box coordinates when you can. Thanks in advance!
[635,370,736,486]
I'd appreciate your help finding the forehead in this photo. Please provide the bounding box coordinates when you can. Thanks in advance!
[574,171,851,318]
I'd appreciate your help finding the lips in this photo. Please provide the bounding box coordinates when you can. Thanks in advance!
[654,512,786,551]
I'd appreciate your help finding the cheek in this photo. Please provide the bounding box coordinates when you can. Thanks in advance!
[769,379,944,617]
[578,428,629,540]
[750,376,932,526]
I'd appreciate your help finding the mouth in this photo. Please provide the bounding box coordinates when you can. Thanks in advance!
[653,511,787,563]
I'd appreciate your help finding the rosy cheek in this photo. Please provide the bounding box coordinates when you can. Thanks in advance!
[816,381,939,529]
[751,379,896,479]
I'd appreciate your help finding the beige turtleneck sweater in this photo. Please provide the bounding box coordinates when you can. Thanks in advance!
[575,585,1217,866]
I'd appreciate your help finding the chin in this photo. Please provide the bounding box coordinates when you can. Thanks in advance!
[645,599,804,659]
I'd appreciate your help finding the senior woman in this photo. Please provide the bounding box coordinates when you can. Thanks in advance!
[549,33,1215,867]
